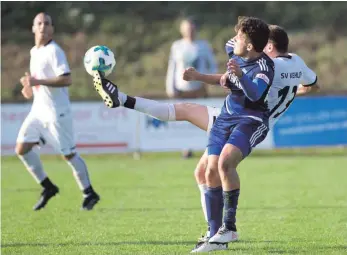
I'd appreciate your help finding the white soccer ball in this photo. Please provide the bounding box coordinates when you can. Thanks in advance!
[84,45,116,77]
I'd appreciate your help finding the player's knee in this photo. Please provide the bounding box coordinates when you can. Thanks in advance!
[174,103,189,121]
[63,153,76,161]
[194,151,208,183]
[15,143,34,156]
[194,161,207,184]
[205,164,219,184]
[218,158,230,175]
[220,145,243,170]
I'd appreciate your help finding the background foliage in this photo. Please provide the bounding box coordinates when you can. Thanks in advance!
[2,2,347,101]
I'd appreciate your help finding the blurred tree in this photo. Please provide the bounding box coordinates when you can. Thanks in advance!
[2,2,347,101]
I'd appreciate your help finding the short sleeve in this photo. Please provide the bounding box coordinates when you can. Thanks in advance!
[300,61,317,86]
[50,46,71,76]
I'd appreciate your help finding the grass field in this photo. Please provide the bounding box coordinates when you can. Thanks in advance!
[1,150,347,255]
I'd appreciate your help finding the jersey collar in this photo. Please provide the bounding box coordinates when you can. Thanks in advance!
[241,52,267,63]
[44,39,53,46]
[276,54,292,59]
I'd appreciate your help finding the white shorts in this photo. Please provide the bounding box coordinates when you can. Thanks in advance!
[16,112,76,155]
[206,106,221,133]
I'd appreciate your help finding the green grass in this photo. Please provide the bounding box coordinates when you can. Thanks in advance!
[1,151,347,254]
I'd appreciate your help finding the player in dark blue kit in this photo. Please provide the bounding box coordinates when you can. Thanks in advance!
[190,16,275,253]
[91,20,318,253]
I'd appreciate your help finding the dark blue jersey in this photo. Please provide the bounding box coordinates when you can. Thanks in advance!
[222,39,275,121]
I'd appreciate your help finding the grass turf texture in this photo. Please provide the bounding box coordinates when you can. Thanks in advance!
[2,149,347,254]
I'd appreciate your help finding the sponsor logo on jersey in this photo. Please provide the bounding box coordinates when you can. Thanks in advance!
[255,73,270,84]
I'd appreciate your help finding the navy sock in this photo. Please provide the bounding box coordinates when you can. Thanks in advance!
[205,186,223,237]
[223,189,240,231]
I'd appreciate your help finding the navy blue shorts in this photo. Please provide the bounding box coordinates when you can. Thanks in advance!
[207,113,268,158]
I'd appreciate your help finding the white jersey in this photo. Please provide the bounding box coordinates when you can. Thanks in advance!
[30,40,71,121]
[207,53,317,132]
[267,53,317,128]
[166,39,217,94]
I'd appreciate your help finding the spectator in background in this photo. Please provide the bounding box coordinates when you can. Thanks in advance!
[166,17,217,158]
[166,17,217,99]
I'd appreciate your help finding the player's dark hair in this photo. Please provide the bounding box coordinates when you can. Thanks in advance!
[268,25,289,53]
[234,16,269,53]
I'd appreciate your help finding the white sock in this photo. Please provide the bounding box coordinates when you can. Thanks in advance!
[118,91,176,121]
[118,91,127,105]
[198,184,208,223]
[18,150,47,183]
[67,154,91,191]
[135,97,176,121]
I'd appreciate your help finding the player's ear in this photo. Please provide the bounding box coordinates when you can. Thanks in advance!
[32,25,35,34]
[246,43,253,52]
[266,42,273,53]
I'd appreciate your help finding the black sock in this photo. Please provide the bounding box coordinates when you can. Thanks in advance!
[83,185,95,195]
[223,189,240,231]
[40,177,55,189]
[124,96,136,109]
[205,186,224,237]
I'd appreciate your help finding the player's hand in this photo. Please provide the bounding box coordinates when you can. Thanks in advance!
[20,72,39,87]
[21,85,33,99]
[219,72,230,89]
[227,60,243,78]
[183,67,199,81]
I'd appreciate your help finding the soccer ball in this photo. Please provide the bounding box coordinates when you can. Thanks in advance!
[84,45,116,77]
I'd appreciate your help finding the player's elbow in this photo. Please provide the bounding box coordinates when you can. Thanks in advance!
[311,84,320,93]
[302,83,320,95]
[246,91,263,102]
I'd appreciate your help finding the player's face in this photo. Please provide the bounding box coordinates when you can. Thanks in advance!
[233,30,250,57]
[32,14,53,42]
[180,20,196,39]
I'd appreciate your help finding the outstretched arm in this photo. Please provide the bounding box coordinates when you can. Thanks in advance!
[183,67,224,85]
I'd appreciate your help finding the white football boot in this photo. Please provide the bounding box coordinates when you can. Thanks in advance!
[191,241,228,253]
[208,224,239,243]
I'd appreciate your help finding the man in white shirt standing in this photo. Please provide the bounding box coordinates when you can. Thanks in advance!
[166,17,217,98]
[17,13,100,211]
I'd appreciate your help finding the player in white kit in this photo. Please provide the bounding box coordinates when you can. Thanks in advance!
[16,13,100,211]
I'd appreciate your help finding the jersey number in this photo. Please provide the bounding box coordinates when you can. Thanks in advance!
[270,86,298,119]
